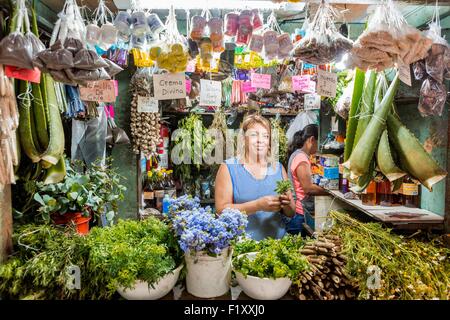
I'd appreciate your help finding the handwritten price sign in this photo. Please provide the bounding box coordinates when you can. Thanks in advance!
[250,73,271,89]
[317,70,337,98]
[79,80,117,102]
[292,75,316,93]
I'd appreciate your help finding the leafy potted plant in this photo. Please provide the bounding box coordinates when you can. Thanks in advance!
[33,159,126,234]
[233,236,310,300]
[168,195,247,298]
[87,217,184,300]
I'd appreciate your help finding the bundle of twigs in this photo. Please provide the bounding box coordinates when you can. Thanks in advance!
[292,234,359,300]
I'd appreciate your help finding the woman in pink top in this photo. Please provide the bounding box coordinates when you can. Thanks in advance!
[285,124,326,235]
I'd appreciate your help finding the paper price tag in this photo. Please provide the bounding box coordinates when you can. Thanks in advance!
[242,81,256,93]
[186,79,192,95]
[153,73,186,100]
[317,70,337,98]
[292,75,316,93]
[137,96,159,113]
[199,79,222,107]
[398,64,412,86]
[304,93,321,110]
[250,73,271,89]
[79,80,117,102]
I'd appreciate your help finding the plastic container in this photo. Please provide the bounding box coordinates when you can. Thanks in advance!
[147,13,165,34]
[86,24,101,46]
[117,265,183,300]
[162,194,170,215]
[51,212,91,235]
[131,11,149,37]
[114,11,131,35]
[185,248,232,298]
[233,253,292,300]
[224,13,239,37]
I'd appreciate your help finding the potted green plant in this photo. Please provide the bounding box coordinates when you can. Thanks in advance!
[33,159,126,234]
[233,236,310,300]
[86,217,184,300]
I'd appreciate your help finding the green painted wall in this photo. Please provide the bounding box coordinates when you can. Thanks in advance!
[111,67,139,220]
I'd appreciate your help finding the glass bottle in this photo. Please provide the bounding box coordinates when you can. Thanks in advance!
[154,170,165,211]
[361,180,377,206]
[377,179,393,206]
[143,171,155,209]
[401,177,420,208]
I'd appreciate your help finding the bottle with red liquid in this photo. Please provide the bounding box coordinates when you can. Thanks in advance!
[361,180,377,206]
[377,179,393,206]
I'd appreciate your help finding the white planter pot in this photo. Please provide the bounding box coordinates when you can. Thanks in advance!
[184,247,233,298]
[234,252,292,300]
[117,264,183,300]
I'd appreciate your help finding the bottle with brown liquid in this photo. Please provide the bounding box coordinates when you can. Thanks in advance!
[377,179,393,206]
[143,171,155,209]
[401,177,420,208]
[361,180,377,206]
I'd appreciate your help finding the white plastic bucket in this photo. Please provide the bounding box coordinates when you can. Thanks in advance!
[185,248,232,298]
[117,264,183,300]
[233,252,292,300]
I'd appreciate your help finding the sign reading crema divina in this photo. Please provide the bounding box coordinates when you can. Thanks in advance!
[153,73,186,100]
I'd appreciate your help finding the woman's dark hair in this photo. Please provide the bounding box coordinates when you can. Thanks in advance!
[288,124,319,156]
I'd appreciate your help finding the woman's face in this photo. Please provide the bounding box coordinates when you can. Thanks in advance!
[245,123,270,160]
[308,136,318,155]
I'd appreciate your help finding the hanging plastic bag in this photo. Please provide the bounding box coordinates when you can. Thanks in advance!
[114,11,131,35]
[104,59,123,77]
[26,32,45,58]
[286,111,318,144]
[335,81,354,120]
[418,77,447,117]
[423,5,449,84]
[46,48,74,71]
[190,15,207,41]
[236,10,253,45]
[0,5,34,69]
[224,12,239,37]
[208,17,224,53]
[105,105,130,146]
[131,10,149,37]
[74,49,109,70]
[50,0,86,46]
[294,1,353,65]
[155,7,189,73]
[64,37,84,54]
[413,60,426,80]
[71,107,107,165]
[49,69,77,85]
[73,68,111,81]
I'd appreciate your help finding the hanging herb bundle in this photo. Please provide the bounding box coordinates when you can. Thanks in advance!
[171,113,214,184]
[329,210,450,300]
[270,116,288,165]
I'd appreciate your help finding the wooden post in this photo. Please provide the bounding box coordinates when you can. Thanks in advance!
[0,184,13,263]
[445,110,450,235]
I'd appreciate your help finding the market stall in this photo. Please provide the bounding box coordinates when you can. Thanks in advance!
[0,0,449,301]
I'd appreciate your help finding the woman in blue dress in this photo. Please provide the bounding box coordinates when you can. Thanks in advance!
[215,114,295,240]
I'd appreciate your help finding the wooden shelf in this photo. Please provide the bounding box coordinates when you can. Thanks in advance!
[324,189,444,230]
[163,111,299,117]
